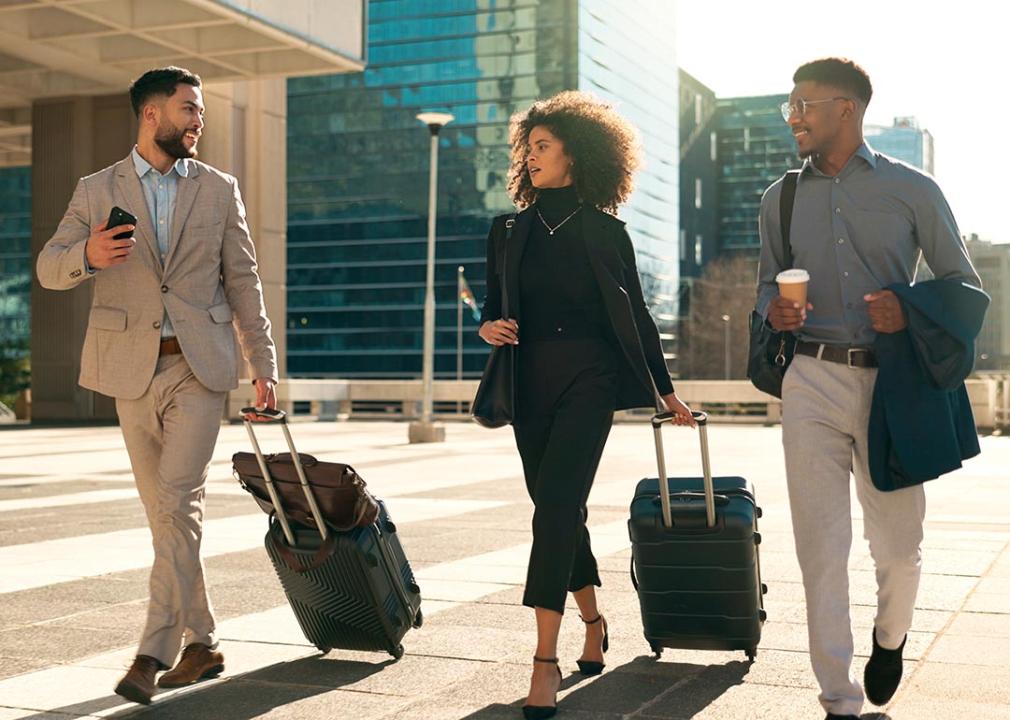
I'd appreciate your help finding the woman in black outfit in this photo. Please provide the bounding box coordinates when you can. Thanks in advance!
[478,91,694,719]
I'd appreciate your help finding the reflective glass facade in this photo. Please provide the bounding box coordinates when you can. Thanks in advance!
[0,167,31,354]
[865,117,934,174]
[578,0,679,339]
[286,0,679,378]
[678,69,718,282]
[715,95,799,252]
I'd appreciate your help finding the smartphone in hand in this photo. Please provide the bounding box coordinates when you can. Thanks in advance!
[106,206,138,240]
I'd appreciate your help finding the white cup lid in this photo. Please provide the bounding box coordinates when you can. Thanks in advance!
[776,268,810,283]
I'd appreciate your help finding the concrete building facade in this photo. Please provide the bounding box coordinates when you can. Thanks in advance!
[966,235,1010,371]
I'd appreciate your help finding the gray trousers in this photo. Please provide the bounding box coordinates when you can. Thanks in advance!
[115,354,226,667]
[782,354,926,716]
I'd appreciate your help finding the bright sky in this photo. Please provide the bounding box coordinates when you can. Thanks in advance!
[675,0,1006,242]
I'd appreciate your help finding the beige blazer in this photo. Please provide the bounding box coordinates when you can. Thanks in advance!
[36,154,278,400]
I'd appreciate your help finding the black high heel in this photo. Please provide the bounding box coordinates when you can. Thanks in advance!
[576,614,608,676]
[522,656,562,720]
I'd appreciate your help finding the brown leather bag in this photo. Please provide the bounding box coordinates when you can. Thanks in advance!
[232,451,379,532]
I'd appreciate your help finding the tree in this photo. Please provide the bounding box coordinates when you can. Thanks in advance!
[680,254,759,379]
[0,336,30,411]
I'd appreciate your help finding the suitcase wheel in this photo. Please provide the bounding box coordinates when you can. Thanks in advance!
[317,646,331,655]
[756,506,763,519]
[761,583,768,595]
[746,648,757,662]
[754,532,762,545]
[390,644,405,660]
[413,609,424,628]
[759,609,768,622]
[650,643,663,659]
[383,519,397,533]
[409,582,421,595]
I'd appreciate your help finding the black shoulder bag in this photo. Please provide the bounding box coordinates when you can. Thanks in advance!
[747,170,799,398]
[471,215,517,428]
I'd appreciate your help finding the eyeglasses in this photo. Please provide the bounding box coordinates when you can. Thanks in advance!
[780,97,851,122]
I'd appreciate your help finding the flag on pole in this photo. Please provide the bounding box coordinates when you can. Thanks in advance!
[458,268,482,322]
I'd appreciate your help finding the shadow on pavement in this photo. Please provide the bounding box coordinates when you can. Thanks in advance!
[9,652,393,720]
[458,655,751,719]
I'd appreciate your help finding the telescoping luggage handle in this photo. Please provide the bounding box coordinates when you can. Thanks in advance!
[651,410,715,529]
[241,407,328,547]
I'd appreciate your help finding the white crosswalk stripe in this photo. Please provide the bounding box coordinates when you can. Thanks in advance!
[0,497,512,595]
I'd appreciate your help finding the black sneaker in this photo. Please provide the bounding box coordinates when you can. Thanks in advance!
[864,627,906,706]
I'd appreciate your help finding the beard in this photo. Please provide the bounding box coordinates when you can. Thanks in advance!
[154,121,197,160]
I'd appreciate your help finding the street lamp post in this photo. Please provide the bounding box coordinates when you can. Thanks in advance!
[409,112,454,444]
[721,314,731,380]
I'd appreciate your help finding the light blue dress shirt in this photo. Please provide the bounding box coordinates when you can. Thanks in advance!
[757,142,980,347]
[131,146,190,338]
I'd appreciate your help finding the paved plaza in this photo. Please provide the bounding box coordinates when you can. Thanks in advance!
[0,419,1008,719]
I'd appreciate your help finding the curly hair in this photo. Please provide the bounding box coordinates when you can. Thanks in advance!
[506,91,641,214]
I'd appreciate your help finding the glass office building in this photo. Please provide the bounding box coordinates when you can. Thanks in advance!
[678,69,719,282]
[0,167,31,356]
[286,0,678,378]
[865,116,934,174]
[715,94,798,253]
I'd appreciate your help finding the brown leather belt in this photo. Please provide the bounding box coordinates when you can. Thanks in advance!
[795,340,877,368]
[159,336,182,357]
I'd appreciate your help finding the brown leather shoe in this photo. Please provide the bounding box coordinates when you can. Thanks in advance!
[157,643,225,688]
[114,655,162,705]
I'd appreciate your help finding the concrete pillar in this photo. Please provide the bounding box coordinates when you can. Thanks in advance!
[29,79,287,421]
[29,93,134,422]
[199,78,288,380]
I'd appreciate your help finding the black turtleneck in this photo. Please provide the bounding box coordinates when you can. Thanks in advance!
[518,185,608,341]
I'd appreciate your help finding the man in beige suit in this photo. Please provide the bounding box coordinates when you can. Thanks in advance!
[36,67,278,705]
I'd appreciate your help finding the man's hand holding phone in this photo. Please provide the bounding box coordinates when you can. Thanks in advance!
[86,207,137,270]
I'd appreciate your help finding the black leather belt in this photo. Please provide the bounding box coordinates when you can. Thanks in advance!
[795,341,877,368]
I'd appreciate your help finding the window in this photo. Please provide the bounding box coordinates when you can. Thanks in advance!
[710,131,718,161]
[679,228,687,261]
[743,126,751,153]
[695,93,703,125]
[694,178,702,209]
[695,234,703,266]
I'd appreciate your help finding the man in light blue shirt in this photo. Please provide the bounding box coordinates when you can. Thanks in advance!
[756,58,979,720]
[38,66,279,705]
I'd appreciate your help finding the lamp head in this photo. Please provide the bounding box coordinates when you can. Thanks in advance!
[417,112,455,134]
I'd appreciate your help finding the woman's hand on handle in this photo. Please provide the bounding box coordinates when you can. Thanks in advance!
[661,392,696,427]
[479,318,519,346]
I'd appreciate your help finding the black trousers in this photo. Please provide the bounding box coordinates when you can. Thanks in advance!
[514,338,618,614]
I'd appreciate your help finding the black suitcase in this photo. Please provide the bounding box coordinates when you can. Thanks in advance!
[240,408,422,659]
[628,410,765,661]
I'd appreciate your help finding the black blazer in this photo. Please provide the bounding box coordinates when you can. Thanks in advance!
[479,205,674,411]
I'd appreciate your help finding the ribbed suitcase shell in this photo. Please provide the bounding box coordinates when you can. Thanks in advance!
[265,500,422,658]
[628,475,765,660]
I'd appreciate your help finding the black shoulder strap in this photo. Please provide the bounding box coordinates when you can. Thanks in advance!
[779,170,800,268]
[501,214,516,317]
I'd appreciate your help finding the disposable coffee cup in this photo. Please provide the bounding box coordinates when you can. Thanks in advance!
[776,268,809,306]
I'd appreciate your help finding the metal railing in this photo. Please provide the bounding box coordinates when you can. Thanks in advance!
[227,377,1006,429]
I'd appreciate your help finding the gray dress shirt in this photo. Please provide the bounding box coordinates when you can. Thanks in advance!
[756,142,980,347]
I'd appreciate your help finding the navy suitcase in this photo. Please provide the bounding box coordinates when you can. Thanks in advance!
[239,409,422,659]
[628,411,765,661]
